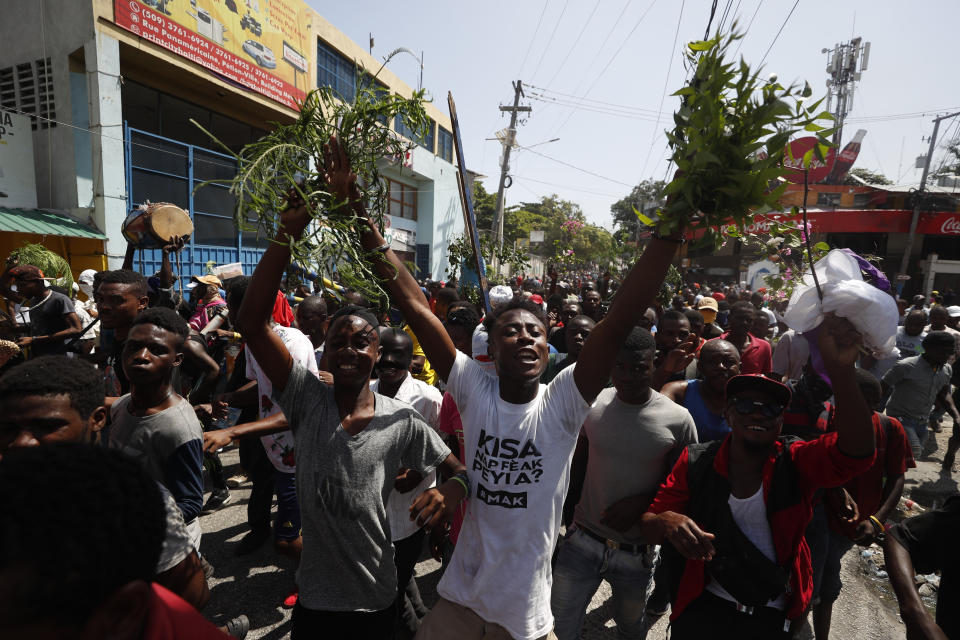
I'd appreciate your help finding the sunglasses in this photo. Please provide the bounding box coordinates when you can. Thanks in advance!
[731,397,784,419]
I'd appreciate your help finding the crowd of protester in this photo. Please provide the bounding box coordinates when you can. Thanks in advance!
[0,142,958,640]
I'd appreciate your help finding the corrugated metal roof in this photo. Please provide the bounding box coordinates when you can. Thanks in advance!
[0,207,106,239]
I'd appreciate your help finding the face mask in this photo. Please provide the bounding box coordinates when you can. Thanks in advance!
[80,283,93,298]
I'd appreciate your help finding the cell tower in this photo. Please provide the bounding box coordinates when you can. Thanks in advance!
[822,37,870,146]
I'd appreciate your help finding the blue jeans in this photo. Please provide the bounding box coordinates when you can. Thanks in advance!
[895,415,926,460]
[551,527,657,640]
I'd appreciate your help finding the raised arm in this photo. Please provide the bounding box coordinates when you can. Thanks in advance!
[819,314,875,458]
[574,234,682,403]
[323,136,456,380]
[234,199,310,394]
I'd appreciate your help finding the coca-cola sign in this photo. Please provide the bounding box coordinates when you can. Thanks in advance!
[782,137,837,184]
[941,216,960,235]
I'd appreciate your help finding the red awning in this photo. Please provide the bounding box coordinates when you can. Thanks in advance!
[685,209,960,238]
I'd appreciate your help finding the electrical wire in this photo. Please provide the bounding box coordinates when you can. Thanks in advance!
[512,174,622,197]
[2,104,260,172]
[530,0,572,83]
[638,0,686,180]
[526,84,668,116]
[733,0,764,57]
[758,0,800,67]
[517,0,551,79]
[540,0,633,137]
[550,0,661,136]
[704,0,719,39]
[515,144,634,187]
[540,0,602,91]
[527,92,666,121]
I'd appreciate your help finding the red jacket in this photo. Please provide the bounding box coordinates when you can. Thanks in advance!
[647,433,875,620]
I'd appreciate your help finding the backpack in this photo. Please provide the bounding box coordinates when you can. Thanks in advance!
[659,437,801,609]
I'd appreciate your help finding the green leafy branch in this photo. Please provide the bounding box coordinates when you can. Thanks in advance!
[658,28,834,248]
[194,78,429,308]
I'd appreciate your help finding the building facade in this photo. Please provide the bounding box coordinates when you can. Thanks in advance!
[0,0,465,282]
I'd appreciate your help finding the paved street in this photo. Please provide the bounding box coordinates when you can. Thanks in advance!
[198,441,924,640]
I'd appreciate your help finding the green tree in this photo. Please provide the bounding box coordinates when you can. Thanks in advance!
[471,180,498,231]
[610,179,667,233]
[844,167,893,186]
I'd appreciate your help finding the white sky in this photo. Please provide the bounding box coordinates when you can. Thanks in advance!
[310,0,960,228]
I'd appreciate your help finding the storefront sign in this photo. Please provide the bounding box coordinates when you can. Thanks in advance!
[689,209,960,239]
[113,0,310,110]
[0,109,37,208]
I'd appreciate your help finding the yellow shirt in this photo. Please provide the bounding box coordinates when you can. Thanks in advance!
[403,324,438,386]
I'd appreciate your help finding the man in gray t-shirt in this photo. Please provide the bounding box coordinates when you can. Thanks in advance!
[278,361,451,613]
[552,328,697,640]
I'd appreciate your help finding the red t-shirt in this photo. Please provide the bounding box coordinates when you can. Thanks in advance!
[825,409,915,538]
[144,583,230,640]
[719,332,772,375]
[438,392,466,543]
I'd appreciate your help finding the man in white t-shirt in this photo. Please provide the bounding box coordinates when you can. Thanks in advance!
[336,137,685,639]
[551,328,697,640]
[370,327,443,636]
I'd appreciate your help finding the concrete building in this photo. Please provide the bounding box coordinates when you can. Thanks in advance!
[0,0,465,282]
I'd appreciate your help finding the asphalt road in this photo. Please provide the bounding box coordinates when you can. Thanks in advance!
[199,445,909,639]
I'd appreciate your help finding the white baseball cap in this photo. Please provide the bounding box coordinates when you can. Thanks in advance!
[947,305,960,318]
[488,285,514,310]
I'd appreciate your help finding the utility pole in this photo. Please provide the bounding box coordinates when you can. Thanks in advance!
[823,37,870,146]
[492,80,531,263]
[897,110,960,294]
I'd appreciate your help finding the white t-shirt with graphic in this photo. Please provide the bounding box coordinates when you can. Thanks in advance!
[245,324,319,472]
[370,372,443,541]
[438,351,591,640]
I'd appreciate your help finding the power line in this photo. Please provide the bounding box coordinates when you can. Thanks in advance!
[527,92,666,121]
[517,0,551,79]
[526,84,668,115]
[703,0,719,39]
[530,0,572,83]
[638,0,686,180]
[733,0,764,57]
[540,0,633,136]
[758,0,800,67]
[541,0,603,90]
[516,144,634,187]
[513,174,621,197]
[550,0,662,136]
[1,104,238,170]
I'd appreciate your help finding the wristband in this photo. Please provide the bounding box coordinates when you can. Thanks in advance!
[451,470,470,501]
[370,241,390,253]
[868,515,884,533]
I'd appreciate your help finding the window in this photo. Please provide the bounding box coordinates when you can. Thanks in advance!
[387,178,417,220]
[437,126,454,163]
[395,115,435,152]
[816,192,842,207]
[121,80,267,153]
[317,39,356,102]
[0,58,55,129]
[358,74,390,124]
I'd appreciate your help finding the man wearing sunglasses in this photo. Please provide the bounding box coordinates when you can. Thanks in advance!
[640,315,876,639]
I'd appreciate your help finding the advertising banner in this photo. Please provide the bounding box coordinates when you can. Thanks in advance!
[0,110,38,209]
[113,0,311,110]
